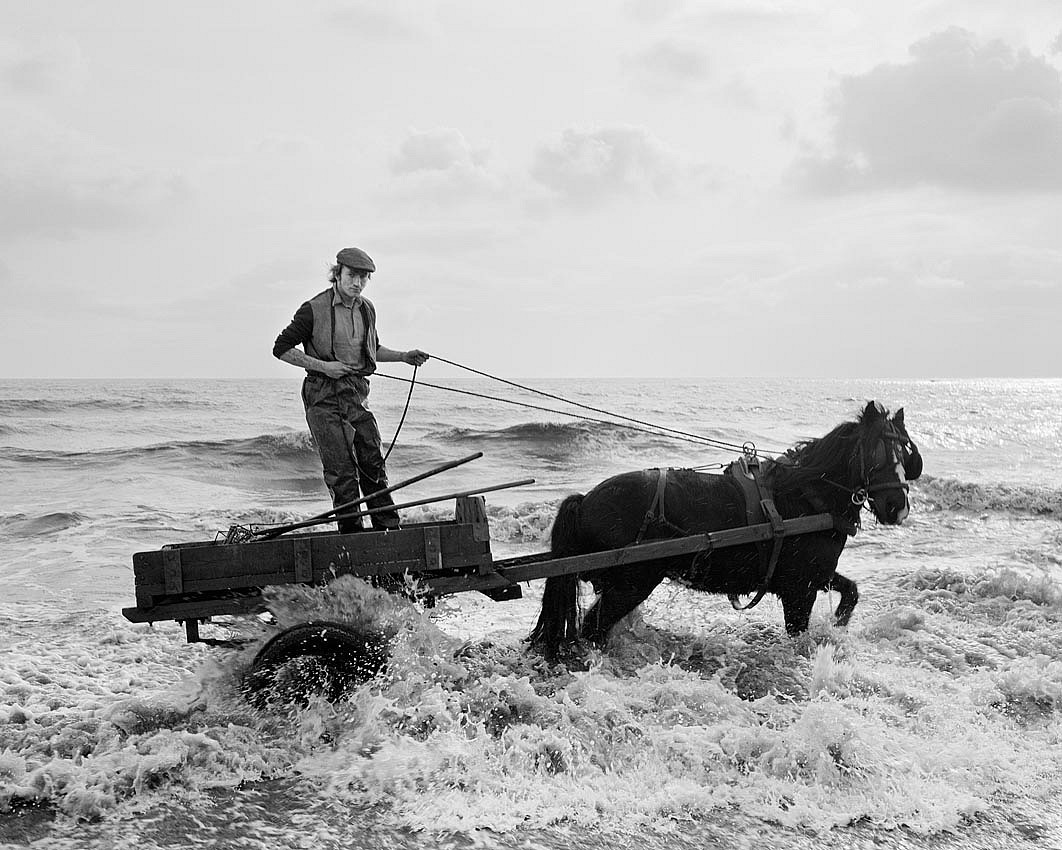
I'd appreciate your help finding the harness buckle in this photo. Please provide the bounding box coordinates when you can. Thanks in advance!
[742,441,758,466]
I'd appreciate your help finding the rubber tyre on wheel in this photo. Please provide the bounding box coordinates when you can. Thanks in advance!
[242,620,390,708]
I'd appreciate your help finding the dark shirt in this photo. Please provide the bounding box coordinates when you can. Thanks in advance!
[272,301,314,358]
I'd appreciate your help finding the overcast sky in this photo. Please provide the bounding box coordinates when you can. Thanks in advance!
[3,1,1061,379]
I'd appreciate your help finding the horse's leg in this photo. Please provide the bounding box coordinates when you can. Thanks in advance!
[829,572,859,627]
[580,566,666,645]
[780,585,818,636]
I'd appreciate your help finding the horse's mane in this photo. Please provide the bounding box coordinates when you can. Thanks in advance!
[770,419,861,494]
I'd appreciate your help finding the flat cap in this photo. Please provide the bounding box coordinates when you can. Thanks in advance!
[336,247,375,272]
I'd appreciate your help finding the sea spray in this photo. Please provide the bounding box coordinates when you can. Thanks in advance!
[1,570,1060,841]
[0,612,292,820]
[4,378,1062,846]
[213,579,1056,836]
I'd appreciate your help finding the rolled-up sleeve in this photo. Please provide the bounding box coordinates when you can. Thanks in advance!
[273,301,314,358]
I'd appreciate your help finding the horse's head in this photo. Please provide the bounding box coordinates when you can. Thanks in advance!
[854,401,922,525]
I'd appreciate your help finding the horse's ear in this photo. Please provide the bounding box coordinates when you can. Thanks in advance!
[894,407,905,426]
[862,400,884,422]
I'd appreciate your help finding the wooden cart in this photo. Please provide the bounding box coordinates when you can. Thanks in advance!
[122,493,834,639]
[122,496,505,642]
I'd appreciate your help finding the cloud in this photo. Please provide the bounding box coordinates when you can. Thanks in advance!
[822,244,1062,297]
[0,110,188,240]
[385,128,502,203]
[326,2,421,40]
[390,128,489,175]
[624,39,710,90]
[227,257,319,300]
[369,222,510,257]
[1,37,84,94]
[252,134,315,157]
[158,257,316,325]
[945,244,1062,289]
[680,0,821,28]
[792,28,1062,194]
[0,169,188,241]
[624,0,685,24]
[530,125,702,208]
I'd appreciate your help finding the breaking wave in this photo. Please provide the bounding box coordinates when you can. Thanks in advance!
[0,512,88,538]
[402,499,560,545]
[425,420,711,467]
[914,475,1062,517]
[0,397,212,415]
[2,432,320,469]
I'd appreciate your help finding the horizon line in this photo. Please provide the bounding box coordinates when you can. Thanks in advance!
[2,374,1060,382]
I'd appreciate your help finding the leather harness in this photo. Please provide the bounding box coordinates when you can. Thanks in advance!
[723,457,786,611]
[635,459,859,611]
[634,467,686,542]
[634,460,790,612]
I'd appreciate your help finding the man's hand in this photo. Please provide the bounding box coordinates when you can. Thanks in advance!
[403,349,430,367]
[320,360,357,379]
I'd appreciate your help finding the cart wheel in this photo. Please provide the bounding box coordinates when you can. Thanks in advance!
[242,620,390,709]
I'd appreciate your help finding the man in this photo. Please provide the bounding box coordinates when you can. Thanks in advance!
[273,247,429,531]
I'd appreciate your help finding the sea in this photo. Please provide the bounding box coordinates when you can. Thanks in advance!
[1,374,1061,849]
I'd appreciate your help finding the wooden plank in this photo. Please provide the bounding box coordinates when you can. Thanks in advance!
[122,595,266,623]
[131,523,491,594]
[294,537,313,584]
[135,552,489,601]
[422,526,442,570]
[425,514,836,595]
[428,573,513,595]
[163,548,183,594]
[455,496,490,542]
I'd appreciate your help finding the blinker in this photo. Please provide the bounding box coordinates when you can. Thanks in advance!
[903,444,923,481]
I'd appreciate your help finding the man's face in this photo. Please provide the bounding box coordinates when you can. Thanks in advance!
[336,266,370,302]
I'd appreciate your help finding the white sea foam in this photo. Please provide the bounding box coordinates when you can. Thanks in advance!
[2,378,1061,847]
[2,565,1060,848]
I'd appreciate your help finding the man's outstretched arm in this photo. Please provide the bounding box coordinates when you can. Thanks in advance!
[377,346,430,366]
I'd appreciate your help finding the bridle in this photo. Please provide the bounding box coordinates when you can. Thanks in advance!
[821,420,918,510]
[854,424,910,506]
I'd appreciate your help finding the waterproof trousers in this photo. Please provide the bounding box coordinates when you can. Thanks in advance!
[301,375,400,531]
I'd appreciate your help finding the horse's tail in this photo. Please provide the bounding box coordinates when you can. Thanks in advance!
[528,494,586,653]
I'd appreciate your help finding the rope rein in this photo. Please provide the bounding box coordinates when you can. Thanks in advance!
[383,363,417,461]
[376,355,783,457]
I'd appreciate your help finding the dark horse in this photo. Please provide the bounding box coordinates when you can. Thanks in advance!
[529,401,922,654]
